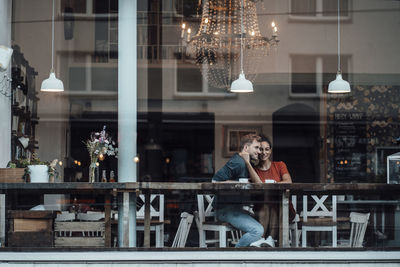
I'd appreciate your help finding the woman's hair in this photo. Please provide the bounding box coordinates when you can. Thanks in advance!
[258,134,273,165]
[259,134,272,148]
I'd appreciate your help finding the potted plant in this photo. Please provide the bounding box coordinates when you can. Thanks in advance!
[27,154,59,183]
[27,158,49,183]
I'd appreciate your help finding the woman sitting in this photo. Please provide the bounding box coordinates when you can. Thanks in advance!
[240,135,292,247]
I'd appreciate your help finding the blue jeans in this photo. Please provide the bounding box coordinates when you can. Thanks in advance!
[216,206,264,247]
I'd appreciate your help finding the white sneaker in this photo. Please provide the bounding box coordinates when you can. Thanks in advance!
[250,238,266,247]
[262,235,275,247]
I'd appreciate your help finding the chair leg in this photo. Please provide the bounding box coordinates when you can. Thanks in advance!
[332,226,337,247]
[160,224,164,247]
[199,230,206,248]
[296,229,301,248]
[293,225,299,247]
[219,228,227,248]
[302,228,307,247]
[155,225,161,248]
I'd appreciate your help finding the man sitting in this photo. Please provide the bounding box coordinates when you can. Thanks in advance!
[212,134,270,247]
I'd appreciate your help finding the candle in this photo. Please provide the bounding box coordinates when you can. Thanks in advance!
[273,26,278,37]
[187,28,191,42]
[181,23,186,38]
[203,18,209,33]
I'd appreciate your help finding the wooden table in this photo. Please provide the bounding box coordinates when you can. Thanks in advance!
[1,182,400,248]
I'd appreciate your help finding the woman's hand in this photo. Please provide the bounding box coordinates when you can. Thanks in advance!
[239,151,250,163]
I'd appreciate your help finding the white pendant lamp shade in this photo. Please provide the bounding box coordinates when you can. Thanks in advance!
[41,72,64,92]
[328,0,350,94]
[41,0,64,92]
[328,73,350,93]
[230,72,253,93]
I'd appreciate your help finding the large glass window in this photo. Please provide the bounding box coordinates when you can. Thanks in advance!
[2,0,400,252]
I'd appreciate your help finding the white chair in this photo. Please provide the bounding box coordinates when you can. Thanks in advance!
[136,194,165,247]
[195,194,237,248]
[301,195,337,247]
[172,212,194,248]
[339,212,370,247]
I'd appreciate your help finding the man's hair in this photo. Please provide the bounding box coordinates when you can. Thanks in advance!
[240,134,261,151]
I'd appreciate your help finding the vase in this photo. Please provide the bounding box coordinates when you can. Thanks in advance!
[89,162,97,183]
[28,165,49,183]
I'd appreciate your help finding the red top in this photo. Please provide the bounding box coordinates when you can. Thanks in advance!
[255,161,289,183]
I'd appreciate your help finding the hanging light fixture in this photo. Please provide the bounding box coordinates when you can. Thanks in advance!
[41,0,64,92]
[328,0,350,93]
[182,0,279,90]
[230,0,253,93]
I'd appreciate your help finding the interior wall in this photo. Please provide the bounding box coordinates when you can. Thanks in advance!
[0,0,12,167]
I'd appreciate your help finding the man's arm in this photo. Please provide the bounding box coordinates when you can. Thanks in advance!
[212,156,243,183]
[239,152,263,184]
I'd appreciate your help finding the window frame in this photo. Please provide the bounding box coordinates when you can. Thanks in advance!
[288,0,352,22]
[173,62,236,99]
[289,54,352,98]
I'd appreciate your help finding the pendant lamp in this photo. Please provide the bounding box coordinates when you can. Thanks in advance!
[230,0,253,93]
[41,0,64,92]
[328,0,350,93]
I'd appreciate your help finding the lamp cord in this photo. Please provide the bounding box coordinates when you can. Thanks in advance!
[337,0,341,73]
[51,0,55,73]
[240,0,244,74]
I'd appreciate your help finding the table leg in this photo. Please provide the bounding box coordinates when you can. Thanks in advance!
[104,193,111,247]
[144,191,151,248]
[280,189,290,247]
[0,194,5,247]
[122,192,130,247]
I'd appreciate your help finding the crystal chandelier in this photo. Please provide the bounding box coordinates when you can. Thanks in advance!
[182,0,279,90]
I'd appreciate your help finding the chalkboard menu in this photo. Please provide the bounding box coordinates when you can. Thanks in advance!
[333,112,367,182]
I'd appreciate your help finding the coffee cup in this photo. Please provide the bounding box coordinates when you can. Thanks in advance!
[239,178,249,183]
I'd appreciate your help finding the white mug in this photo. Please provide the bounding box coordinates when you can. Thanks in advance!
[239,178,249,183]
[264,179,276,184]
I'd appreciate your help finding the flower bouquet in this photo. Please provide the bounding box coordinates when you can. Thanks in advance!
[85,126,118,183]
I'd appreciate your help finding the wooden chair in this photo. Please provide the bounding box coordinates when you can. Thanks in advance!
[301,195,337,247]
[339,212,370,247]
[77,211,105,237]
[195,194,236,248]
[136,194,166,247]
[55,211,76,237]
[54,211,105,247]
[172,212,194,248]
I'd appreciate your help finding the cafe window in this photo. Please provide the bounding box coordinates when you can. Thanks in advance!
[61,0,118,62]
[290,54,351,97]
[175,66,234,98]
[289,0,350,20]
[4,0,400,253]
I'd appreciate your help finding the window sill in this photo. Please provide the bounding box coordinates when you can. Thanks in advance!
[173,92,237,100]
[288,15,351,23]
[62,91,118,98]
